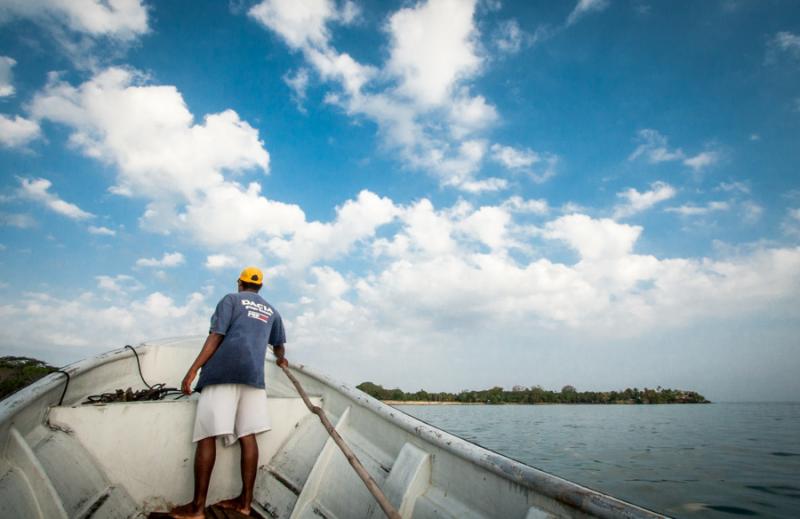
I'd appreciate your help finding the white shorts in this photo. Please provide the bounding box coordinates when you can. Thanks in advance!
[192,383,271,446]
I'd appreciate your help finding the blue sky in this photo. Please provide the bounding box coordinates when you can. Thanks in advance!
[0,0,798,401]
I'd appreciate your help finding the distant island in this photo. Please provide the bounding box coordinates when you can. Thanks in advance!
[357,382,710,404]
[0,355,711,406]
[0,356,58,400]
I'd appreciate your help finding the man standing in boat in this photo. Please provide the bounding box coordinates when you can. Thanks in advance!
[171,266,287,519]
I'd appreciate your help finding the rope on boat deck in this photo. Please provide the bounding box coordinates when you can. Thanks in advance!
[280,365,402,519]
[79,345,185,405]
[55,370,70,406]
[82,383,184,404]
[125,344,152,389]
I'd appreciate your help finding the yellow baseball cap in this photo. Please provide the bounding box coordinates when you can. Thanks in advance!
[238,266,264,285]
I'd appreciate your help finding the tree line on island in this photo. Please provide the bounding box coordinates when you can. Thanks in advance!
[0,356,58,400]
[0,355,711,406]
[356,382,710,404]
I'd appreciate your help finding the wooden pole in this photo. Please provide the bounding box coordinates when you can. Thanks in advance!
[280,365,402,519]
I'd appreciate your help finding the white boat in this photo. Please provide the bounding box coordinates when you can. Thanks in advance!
[0,337,666,519]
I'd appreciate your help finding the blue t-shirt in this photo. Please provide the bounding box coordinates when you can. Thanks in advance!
[195,291,286,392]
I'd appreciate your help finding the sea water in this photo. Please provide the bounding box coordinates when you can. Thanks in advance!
[395,402,800,518]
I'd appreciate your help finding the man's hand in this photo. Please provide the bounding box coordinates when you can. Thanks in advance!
[274,344,288,369]
[180,333,224,395]
[181,368,197,395]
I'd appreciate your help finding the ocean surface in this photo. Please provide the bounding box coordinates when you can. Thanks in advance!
[394,403,800,518]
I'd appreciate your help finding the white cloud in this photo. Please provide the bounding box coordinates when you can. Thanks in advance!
[494,19,526,54]
[560,201,586,214]
[27,68,316,252]
[23,66,418,280]
[457,177,508,193]
[31,68,269,200]
[502,196,549,215]
[629,128,684,163]
[448,91,498,138]
[491,143,538,169]
[716,181,750,194]
[771,31,800,57]
[0,56,15,97]
[458,205,513,251]
[490,143,558,183]
[628,129,718,171]
[567,0,610,26]
[386,0,481,107]
[283,67,310,111]
[683,150,719,171]
[0,290,210,352]
[613,181,676,219]
[205,254,238,269]
[0,212,36,228]
[741,201,763,224]
[143,181,305,247]
[135,252,185,268]
[88,225,116,236]
[248,0,338,50]
[544,213,641,260]
[634,2,651,15]
[95,274,141,294]
[291,204,800,377]
[3,191,800,392]
[782,208,800,237]
[666,201,730,216]
[340,1,361,25]
[17,177,93,220]
[249,0,531,192]
[434,139,488,186]
[372,199,459,259]
[0,114,41,147]
[266,190,400,271]
[0,0,149,40]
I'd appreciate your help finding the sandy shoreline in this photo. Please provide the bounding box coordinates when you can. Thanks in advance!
[384,401,583,406]
[383,400,485,405]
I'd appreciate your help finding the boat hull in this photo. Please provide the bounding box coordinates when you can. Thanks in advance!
[0,337,666,519]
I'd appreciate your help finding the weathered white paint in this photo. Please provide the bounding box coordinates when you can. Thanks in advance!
[48,396,319,511]
[0,337,668,518]
[377,442,431,518]
[6,427,67,519]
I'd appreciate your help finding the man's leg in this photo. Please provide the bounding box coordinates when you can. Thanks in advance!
[240,434,259,509]
[170,436,216,518]
[217,433,258,514]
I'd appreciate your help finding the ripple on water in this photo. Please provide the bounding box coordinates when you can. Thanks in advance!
[703,504,759,516]
[626,478,698,484]
[745,485,800,499]
[399,402,800,518]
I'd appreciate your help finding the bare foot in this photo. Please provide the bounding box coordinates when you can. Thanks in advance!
[169,502,206,519]
[215,496,250,515]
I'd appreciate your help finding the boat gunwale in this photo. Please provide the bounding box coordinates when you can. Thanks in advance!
[293,355,667,519]
[0,336,193,424]
[1,344,137,425]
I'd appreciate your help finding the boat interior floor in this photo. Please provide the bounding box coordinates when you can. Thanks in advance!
[148,504,266,519]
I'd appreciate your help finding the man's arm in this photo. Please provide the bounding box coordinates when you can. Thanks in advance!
[181,333,224,394]
[273,344,288,368]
